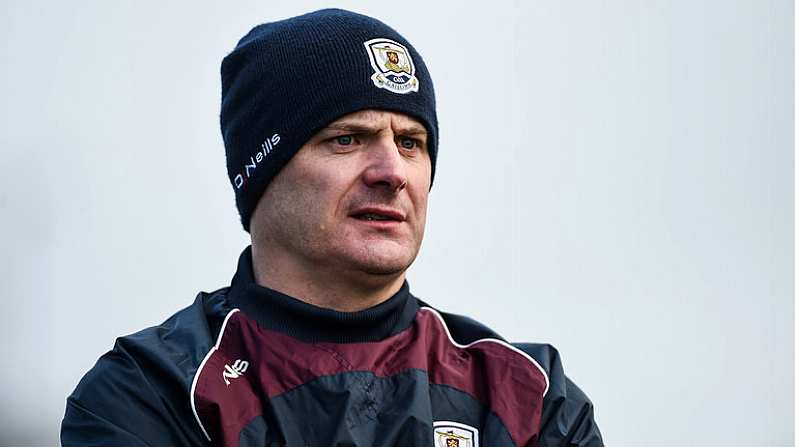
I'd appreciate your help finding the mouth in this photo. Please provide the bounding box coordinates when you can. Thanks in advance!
[349,207,406,223]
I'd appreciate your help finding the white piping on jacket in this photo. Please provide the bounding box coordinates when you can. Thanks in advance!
[419,306,550,397]
[190,308,240,442]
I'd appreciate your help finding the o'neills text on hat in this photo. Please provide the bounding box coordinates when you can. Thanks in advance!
[234,133,281,190]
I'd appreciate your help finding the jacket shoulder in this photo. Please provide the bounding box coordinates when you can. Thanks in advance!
[61,289,231,446]
[416,300,603,446]
[513,343,604,447]
[415,300,503,343]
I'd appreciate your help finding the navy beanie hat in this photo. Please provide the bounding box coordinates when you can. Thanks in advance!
[220,8,438,232]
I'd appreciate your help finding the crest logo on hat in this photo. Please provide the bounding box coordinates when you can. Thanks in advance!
[433,421,478,447]
[364,38,420,94]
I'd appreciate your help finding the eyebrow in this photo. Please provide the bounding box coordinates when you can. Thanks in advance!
[323,122,428,136]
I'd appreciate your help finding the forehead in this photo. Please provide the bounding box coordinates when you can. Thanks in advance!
[324,109,427,133]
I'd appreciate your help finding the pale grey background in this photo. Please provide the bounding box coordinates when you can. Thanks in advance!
[1,1,793,445]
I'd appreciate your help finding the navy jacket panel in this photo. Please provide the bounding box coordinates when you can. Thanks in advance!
[62,291,229,446]
[62,399,153,447]
[516,344,604,447]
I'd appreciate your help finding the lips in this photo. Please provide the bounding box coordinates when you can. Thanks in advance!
[349,207,406,222]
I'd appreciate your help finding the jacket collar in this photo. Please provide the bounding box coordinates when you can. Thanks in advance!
[227,246,419,343]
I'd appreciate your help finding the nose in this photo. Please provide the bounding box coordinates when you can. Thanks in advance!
[362,136,408,192]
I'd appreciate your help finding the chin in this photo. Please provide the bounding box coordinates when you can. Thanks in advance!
[357,261,411,276]
[348,245,417,277]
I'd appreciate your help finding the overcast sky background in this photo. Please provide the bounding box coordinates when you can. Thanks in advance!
[2,1,793,445]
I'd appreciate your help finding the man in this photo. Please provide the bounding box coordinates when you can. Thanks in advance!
[62,9,603,446]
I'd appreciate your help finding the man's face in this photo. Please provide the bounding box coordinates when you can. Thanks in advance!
[251,109,432,279]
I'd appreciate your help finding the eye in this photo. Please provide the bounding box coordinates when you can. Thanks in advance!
[335,135,354,145]
[398,137,418,150]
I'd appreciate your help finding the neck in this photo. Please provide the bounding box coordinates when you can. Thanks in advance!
[250,243,406,312]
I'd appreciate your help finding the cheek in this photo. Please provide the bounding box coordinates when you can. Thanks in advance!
[263,164,324,226]
[409,161,432,222]
[409,185,430,228]
[289,164,349,221]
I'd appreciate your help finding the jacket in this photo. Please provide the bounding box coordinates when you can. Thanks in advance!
[62,246,603,446]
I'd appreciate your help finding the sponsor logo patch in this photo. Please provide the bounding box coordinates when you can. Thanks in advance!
[433,421,478,447]
[222,359,249,386]
[364,38,420,94]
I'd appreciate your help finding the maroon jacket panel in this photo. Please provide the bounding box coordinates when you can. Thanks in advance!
[192,307,548,446]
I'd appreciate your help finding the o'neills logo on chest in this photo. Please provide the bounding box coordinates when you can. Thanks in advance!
[234,133,280,189]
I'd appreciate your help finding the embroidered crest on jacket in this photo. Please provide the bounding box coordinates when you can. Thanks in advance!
[433,421,478,447]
